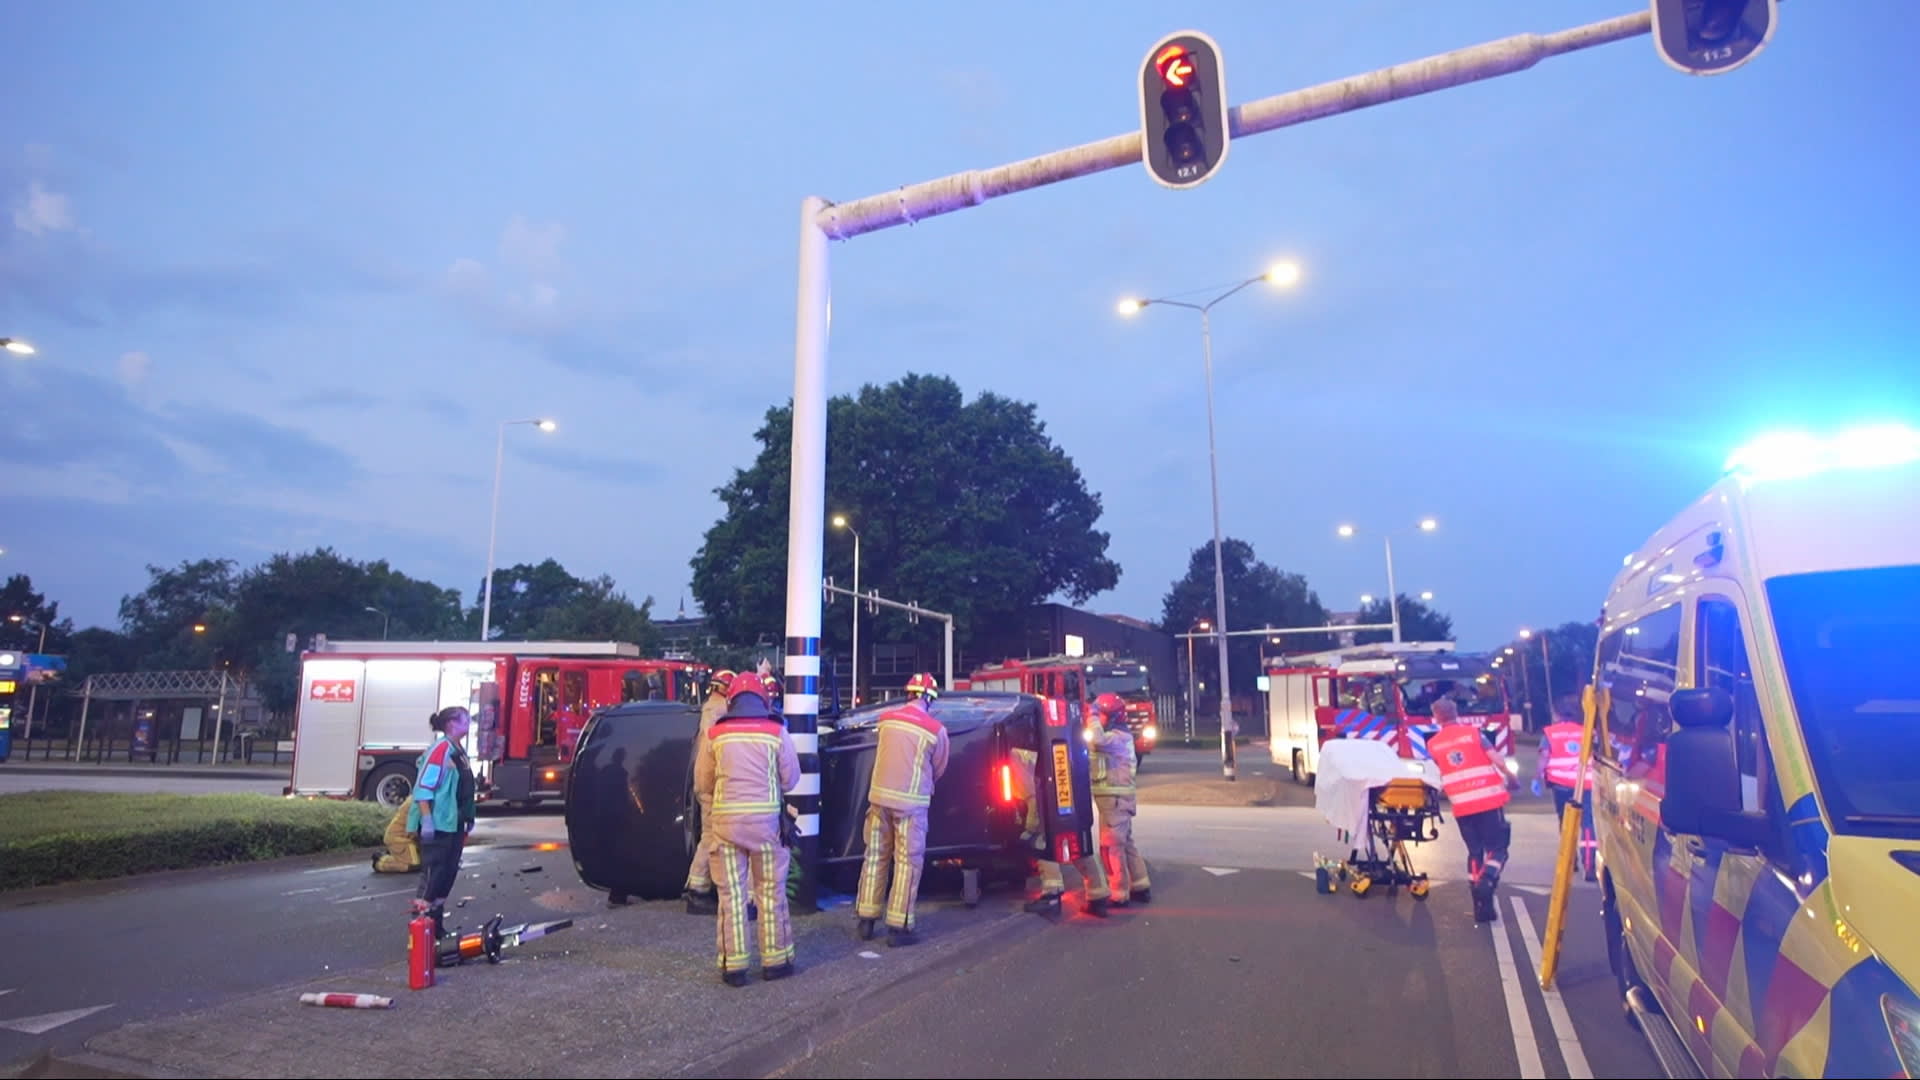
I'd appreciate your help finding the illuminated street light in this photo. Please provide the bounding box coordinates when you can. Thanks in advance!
[481,417,559,641]
[2,338,35,356]
[1336,518,1440,642]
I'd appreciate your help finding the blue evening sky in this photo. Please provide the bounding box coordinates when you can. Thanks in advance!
[2,1,1915,649]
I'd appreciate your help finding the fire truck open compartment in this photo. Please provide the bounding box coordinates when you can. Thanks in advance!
[288,641,706,810]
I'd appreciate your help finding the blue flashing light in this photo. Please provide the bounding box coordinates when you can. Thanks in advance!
[1723,423,1920,484]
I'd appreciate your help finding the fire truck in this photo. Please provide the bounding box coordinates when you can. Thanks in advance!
[958,653,1158,757]
[287,640,707,810]
[1265,642,1518,786]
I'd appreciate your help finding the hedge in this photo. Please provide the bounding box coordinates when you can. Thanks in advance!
[0,791,392,891]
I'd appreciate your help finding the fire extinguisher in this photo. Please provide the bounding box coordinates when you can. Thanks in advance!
[407,912,436,990]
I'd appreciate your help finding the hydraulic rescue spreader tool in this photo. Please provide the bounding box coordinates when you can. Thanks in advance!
[436,915,575,968]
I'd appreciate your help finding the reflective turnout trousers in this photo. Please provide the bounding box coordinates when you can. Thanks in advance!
[1038,849,1108,899]
[712,839,793,973]
[855,805,928,930]
[1094,795,1150,901]
[685,792,718,892]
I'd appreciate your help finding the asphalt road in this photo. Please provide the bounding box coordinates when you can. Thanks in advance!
[0,807,573,1074]
[768,747,1654,1080]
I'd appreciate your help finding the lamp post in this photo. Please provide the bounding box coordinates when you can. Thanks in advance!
[830,515,860,707]
[7,615,48,742]
[481,418,557,642]
[365,605,390,641]
[1336,518,1438,642]
[1120,260,1302,781]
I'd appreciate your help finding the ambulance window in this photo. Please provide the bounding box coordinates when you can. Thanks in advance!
[1697,599,1762,781]
[1599,604,1680,773]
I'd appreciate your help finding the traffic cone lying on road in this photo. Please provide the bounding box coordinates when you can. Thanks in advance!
[300,992,393,1010]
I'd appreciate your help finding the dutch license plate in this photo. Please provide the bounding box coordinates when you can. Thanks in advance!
[1052,742,1073,812]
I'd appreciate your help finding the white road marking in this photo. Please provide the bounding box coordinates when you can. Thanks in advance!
[1488,907,1546,1078]
[1510,896,1594,1079]
[301,863,363,875]
[331,887,416,904]
[281,887,325,896]
[1200,866,1241,876]
[0,990,12,998]
[1194,825,1266,832]
[0,1004,114,1035]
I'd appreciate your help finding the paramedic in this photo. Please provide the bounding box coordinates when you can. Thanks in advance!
[679,667,736,914]
[854,672,950,946]
[694,672,800,986]
[1010,746,1111,918]
[408,706,477,940]
[1428,697,1513,923]
[1090,693,1151,905]
[1533,707,1598,881]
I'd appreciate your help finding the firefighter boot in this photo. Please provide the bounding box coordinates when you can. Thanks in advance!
[721,970,748,988]
[1086,897,1111,918]
[856,917,878,940]
[683,888,717,915]
[888,925,919,948]
[1131,888,1152,905]
[762,961,795,981]
[1023,893,1063,916]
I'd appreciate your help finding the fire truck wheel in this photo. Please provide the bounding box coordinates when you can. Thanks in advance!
[365,763,416,811]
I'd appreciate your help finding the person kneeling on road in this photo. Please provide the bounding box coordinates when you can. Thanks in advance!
[372,802,420,873]
[854,672,950,947]
[1428,697,1514,923]
[1089,693,1151,906]
[1009,747,1110,919]
[694,672,801,986]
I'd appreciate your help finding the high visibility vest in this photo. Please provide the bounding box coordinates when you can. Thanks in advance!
[1429,724,1510,817]
[1541,721,1595,790]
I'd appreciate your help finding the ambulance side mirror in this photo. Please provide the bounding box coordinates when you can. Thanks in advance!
[1661,687,1768,849]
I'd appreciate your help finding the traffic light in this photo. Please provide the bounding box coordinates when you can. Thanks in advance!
[1138,30,1229,190]
[1652,0,1778,76]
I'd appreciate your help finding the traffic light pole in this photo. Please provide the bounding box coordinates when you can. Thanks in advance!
[784,6,1656,914]
[823,582,956,694]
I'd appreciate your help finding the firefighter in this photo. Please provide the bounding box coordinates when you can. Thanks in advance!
[1009,746,1111,918]
[854,672,951,946]
[693,671,801,986]
[371,801,420,873]
[1428,697,1514,923]
[1089,693,1151,906]
[1533,706,1598,881]
[679,668,736,914]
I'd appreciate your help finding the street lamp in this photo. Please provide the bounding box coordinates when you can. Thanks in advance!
[365,605,390,641]
[1336,517,1438,643]
[830,514,861,707]
[1120,259,1303,781]
[481,417,558,642]
[1,338,35,355]
[7,614,49,742]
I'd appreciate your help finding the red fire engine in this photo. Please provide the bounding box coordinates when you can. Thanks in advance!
[958,652,1158,756]
[287,640,707,809]
[1265,642,1518,785]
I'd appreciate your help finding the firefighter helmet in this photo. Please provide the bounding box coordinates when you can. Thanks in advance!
[905,672,940,700]
[1094,692,1125,720]
[725,671,768,703]
[762,673,781,697]
[709,669,736,695]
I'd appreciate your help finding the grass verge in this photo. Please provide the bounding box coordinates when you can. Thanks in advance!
[0,791,391,891]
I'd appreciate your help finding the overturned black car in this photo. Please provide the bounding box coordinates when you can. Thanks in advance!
[564,691,1095,903]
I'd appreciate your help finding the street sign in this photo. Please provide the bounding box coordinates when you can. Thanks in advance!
[1652,0,1777,75]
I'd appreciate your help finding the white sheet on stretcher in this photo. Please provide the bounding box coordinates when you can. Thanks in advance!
[1313,738,1444,843]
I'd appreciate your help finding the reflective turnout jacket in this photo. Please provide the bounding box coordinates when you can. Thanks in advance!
[695,716,800,847]
[867,700,950,811]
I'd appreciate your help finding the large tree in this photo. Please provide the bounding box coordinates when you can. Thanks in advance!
[474,558,660,652]
[1352,594,1455,646]
[117,557,237,670]
[1159,538,1334,702]
[0,573,74,654]
[690,373,1122,653]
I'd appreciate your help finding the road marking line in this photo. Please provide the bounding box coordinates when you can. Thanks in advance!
[0,990,12,998]
[332,887,417,904]
[1200,866,1241,876]
[1488,903,1546,1078]
[281,887,325,896]
[1510,896,1594,1079]
[1195,825,1265,832]
[0,1004,113,1035]
[302,863,363,875]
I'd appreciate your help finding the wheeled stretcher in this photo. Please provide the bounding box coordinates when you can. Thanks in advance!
[1310,737,1446,900]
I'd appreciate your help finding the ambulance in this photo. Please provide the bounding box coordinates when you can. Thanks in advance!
[1591,423,1920,1078]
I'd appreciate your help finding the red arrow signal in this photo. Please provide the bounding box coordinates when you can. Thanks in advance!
[1156,45,1193,87]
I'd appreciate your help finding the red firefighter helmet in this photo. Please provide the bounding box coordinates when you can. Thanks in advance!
[905,672,940,700]
[1094,692,1127,728]
[709,669,736,695]
[725,671,768,702]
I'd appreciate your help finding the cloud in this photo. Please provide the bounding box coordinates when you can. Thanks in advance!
[117,350,150,389]
[510,439,662,487]
[498,216,567,277]
[12,181,73,235]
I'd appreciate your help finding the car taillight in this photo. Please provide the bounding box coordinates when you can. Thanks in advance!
[998,763,1014,804]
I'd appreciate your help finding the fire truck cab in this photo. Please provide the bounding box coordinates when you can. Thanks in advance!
[1266,642,1518,786]
[958,653,1158,757]
[288,640,707,810]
